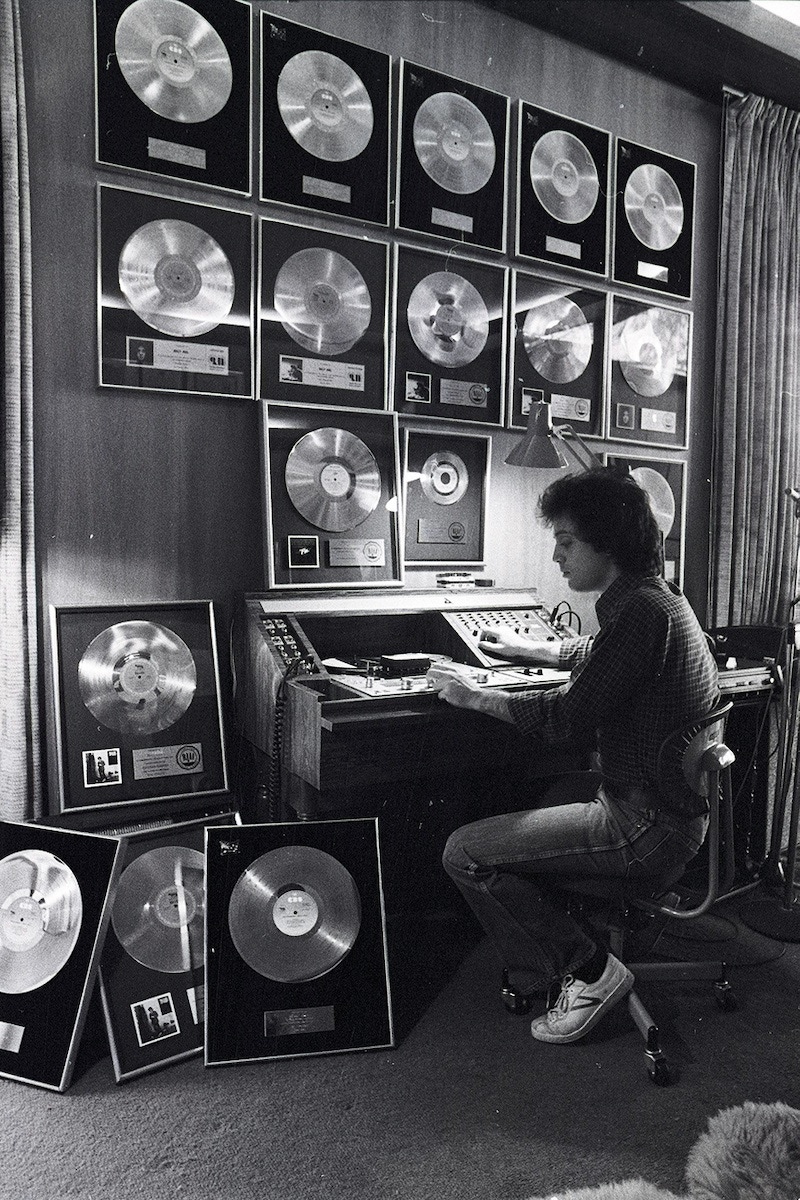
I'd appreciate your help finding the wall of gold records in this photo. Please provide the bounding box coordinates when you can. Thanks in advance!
[20,0,722,801]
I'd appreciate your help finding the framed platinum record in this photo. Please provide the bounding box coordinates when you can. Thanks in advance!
[262,402,403,589]
[604,453,686,588]
[258,219,389,410]
[508,271,606,435]
[98,183,253,398]
[403,429,490,567]
[94,0,252,196]
[205,818,394,1066]
[607,296,691,449]
[50,600,229,813]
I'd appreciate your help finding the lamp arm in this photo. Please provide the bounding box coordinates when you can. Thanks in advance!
[552,424,603,471]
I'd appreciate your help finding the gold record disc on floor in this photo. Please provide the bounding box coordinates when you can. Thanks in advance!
[522,295,593,384]
[273,247,372,356]
[228,845,362,983]
[407,271,489,367]
[0,850,83,995]
[624,163,684,251]
[115,0,233,123]
[118,218,235,338]
[413,92,496,195]
[284,426,382,532]
[277,49,374,161]
[78,620,197,736]
[111,846,205,974]
[529,129,599,224]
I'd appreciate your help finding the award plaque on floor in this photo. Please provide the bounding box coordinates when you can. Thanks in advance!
[612,139,695,300]
[94,0,252,196]
[604,453,686,588]
[396,60,509,252]
[262,402,403,589]
[259,219,389,410]
[260,13,391,226]
[392,244,507,427]
[0,821,125,1092]
[205,818,394,1065]
[508,271,607,435]
[99,811,237,1083]
[98,183,253,397]
[51,600,229,813]
[516,103,610,278]
[607,296,691,449]
[403,429,490,567]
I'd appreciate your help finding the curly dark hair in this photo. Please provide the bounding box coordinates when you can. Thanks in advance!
[538,466,663,576]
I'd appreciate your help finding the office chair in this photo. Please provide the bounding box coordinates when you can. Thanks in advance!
[502,698,737,1085]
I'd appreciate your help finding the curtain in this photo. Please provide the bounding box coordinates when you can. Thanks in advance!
[1,0,41,820]
[710,93,800,627]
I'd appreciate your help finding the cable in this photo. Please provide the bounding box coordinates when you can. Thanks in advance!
[267,653,314,822]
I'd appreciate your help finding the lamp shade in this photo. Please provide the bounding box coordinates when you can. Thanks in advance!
[505,400,569,468]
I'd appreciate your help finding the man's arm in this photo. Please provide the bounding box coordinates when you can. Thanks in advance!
[478,625,593,669]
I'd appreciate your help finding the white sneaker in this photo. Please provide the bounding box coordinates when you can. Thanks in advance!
[530,953,634,1044]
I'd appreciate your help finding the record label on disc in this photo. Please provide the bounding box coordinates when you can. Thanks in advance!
[624,163,684,251]
[407,271,489,367]
[522,296,592,384]
[277,49,374,162]
[115,0,233,124]
[0,850,83,995]
[284,427,382,532]
[274,247,371,356]
[227,845,362,983]
[413,92,496,195]
[530,129,599,225]
[111,845,205,974]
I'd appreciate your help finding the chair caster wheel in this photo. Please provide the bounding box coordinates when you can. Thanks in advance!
[501,968,532,1016]
[648,1056,673,1086]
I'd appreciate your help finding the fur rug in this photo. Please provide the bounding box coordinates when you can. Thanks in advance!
[526,1101,800,1200]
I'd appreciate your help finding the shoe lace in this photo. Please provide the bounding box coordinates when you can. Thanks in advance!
[548,974,578,1021]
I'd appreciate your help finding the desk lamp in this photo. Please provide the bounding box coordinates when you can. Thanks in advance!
[504,397,602,471]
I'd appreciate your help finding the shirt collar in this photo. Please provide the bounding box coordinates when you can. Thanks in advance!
[596,573,659,626]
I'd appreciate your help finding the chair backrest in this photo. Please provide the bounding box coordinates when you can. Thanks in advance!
[656,699,734,810]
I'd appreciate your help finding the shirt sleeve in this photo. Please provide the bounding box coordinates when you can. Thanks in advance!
[558,636,593,669]
[508,597,667,746]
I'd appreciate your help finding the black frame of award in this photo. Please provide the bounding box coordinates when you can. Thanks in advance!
[99,810,237,1083]
[395,60,509,253]
[258,219,390,410]
[0,821,125,1092]
[97,183,253,397]
[391,244,507,427]
[603,452,686,588]
[607,295,691,449]
[260,13,391,226]
[612,138,696,300]
[508,271,607,435]
[94,0,252,196]
[402,428,490,567]
[50,599,229,813]
[262,402,404,589]
[204,817,394,1066]
[516,102,611,278]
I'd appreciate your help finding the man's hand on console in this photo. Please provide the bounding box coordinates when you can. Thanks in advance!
[477,625,562,666]
[426,662,513,723]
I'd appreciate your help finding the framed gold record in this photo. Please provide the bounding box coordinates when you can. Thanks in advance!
[94,0,252,195]
[516,103,611,277]
[603,453,686,587]
[613,139,695,299]
[262,403,403,589]
[392,244,507,426]
[260,14,391,226]
[98,184,253,397]
[403,429,490,567]
[259,219,389,410]
[508,271,607,434]
[607,296,691,449]
[396,61,509,252]
[50,600,229,813]
[205,818,393,1065]
[0,821,124,1092]
[98,810,237,1083]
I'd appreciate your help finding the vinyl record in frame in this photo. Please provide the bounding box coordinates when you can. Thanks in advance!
[262,402,403,589]
[608,296,690,449]
[613,139,695,299]
[392,244,507,427]
[403,429,490,566]
[204,818,393,1065]
[0,821,124,1092]
[260,13,391,226]
[509,271,606,435]
[396,61,509,252]
[99,810,237,1083]
[51,600,229,813]
[94,0,252,195]
[259,219,389,410]
[98,183,253,397]
[603,453,686,587]
[516,103,610,277]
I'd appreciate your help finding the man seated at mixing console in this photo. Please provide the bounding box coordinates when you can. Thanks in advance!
[427,467,720,1045]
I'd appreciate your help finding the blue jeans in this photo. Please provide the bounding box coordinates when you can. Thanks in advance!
[442,773,707,990]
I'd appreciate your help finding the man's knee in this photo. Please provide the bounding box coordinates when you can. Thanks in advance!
[442,825,472,879]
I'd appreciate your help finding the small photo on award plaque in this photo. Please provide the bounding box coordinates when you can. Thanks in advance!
[51,600,229,813]
[608,296,691,449]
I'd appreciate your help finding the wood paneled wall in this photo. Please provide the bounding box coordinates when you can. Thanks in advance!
[20,0,721,808]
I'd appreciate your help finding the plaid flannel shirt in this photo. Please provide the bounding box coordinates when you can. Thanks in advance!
[507,574,720,801]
